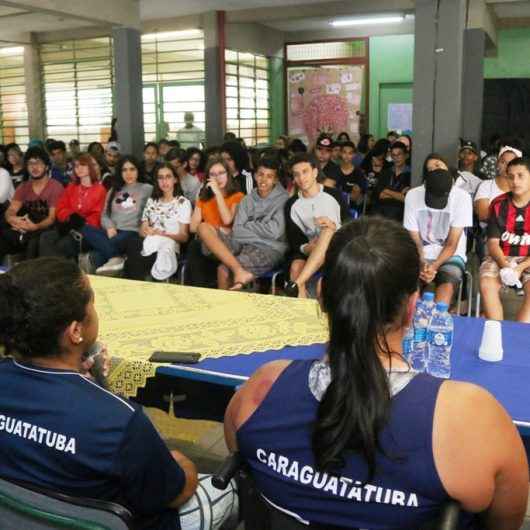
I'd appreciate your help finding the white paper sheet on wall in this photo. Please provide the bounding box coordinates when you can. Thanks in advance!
[387,103,413,132]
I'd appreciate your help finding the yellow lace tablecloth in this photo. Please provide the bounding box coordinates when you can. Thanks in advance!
[90,276,328,398]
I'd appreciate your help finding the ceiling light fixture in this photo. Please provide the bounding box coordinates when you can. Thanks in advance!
[330,15,405,27]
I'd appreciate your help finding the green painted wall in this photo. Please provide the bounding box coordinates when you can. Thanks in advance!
[269,56,285,141]
[484,28,530,79]
[276,29,530,142]
[368,34,415,139]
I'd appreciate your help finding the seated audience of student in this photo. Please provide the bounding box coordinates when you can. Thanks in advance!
[141,142,161,185]
[475,145,522,229]
[4,143,25,188]
[404,168,473,305]
[124,164,191,281]
[49,140,70,186]
[0,257,238,530]
[480,157,530,323]
[221,141,254,195]
[337,141,367,210]
[197,157,288,290]
[284,153,350,298]
[0,147,63,262]
[224,216,528,530]
[39,153,107,260]
[372,141,411,222]
[186,147,205,182]
[314,134,342,187]
[166,148,201,205]
[186,158,244,287]
[104,141,121,178]
[81,156,152,274]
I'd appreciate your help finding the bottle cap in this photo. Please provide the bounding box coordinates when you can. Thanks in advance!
[435,302,448,311]
[423,292,435,301]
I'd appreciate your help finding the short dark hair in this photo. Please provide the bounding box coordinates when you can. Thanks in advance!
[391,141,408,154]
[288,138,307,154]
[144,142,159,153]
[165,147,187,164]
[257,156,281,177]
[24,146,50,168]
[507,156,530,173]
[0,258,91,358]
[289,152,318,172]
[341,141,356,151]
[49,140,66,153]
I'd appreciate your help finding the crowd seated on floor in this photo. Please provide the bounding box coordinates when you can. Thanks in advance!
[1,129,528,321]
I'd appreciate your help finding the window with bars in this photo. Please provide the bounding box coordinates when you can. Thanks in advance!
[0,47,29,147]
[40,37,114,145]
[225,50,270,146]
[141,30,205,144]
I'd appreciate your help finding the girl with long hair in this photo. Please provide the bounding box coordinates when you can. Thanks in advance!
[225,216,527,529]
[81,155,152,274]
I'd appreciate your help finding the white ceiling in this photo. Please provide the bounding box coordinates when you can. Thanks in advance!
[0,0,528,43]
[139,0,339,19]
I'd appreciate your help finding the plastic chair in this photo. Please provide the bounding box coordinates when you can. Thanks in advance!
[0,476,133,530]
[213,452,461,530]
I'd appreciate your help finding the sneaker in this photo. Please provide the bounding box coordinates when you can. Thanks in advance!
[78,252,96,275]
[96,256,125,275]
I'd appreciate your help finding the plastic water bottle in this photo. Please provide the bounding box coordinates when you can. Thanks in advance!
[427,302,453,378]
[402,325,414,359]
[422,291,435,320]
[410,292,434,371]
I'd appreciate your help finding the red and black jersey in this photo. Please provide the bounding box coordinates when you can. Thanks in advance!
[487,192,530,257]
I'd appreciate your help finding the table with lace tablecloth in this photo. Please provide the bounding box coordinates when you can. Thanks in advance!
[90,275,328,399]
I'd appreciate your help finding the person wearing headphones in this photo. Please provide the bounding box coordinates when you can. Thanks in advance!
[0,146,64,261]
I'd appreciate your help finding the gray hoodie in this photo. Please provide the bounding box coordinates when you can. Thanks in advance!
[232,184,289,256]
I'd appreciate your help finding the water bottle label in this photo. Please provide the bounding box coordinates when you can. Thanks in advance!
[428,330,453,347]
[413,328,427,343]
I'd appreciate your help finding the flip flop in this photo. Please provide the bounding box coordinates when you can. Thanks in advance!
[229,281,254,292]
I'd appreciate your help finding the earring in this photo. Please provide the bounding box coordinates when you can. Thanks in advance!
[77,337,83,344]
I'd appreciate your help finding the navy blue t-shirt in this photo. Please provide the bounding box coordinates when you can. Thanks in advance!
[0,358,186,530]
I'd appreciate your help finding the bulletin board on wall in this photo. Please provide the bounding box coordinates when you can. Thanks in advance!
[284,38,368,147]
[287,65,365,145]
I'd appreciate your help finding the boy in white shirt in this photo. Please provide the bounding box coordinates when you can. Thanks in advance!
[404,169,473,305]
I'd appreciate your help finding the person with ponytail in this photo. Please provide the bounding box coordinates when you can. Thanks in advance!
[0,258,237,530]
[224,216,528,529]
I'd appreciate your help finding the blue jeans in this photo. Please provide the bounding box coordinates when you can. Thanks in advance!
[82,226,138,268]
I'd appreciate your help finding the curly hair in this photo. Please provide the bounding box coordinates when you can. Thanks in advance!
[0,258,91,359]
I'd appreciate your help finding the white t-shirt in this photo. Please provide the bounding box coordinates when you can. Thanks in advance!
[141,196,191,235]
[404,185,472,262]
[0,167,14,203]
[455,171,482,198]
[474,179,506,228]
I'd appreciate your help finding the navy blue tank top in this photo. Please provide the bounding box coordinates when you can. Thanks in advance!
[237,359,451,529]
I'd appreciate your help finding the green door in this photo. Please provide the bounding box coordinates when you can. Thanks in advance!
[378,82,413,139]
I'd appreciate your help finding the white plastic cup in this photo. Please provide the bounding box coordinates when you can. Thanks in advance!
[478,320,504,362]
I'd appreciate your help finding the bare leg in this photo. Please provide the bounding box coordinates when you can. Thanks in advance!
[197,222,253,287]
[480,276,504,321]
[435,282,454,306]
[516,282,530,323]
[217,264,232,290]
[293,227,335,298]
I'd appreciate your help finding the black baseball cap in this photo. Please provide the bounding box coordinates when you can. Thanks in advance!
[316,134,333,150]
[459,140,478,155]
[425,169,452,209]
